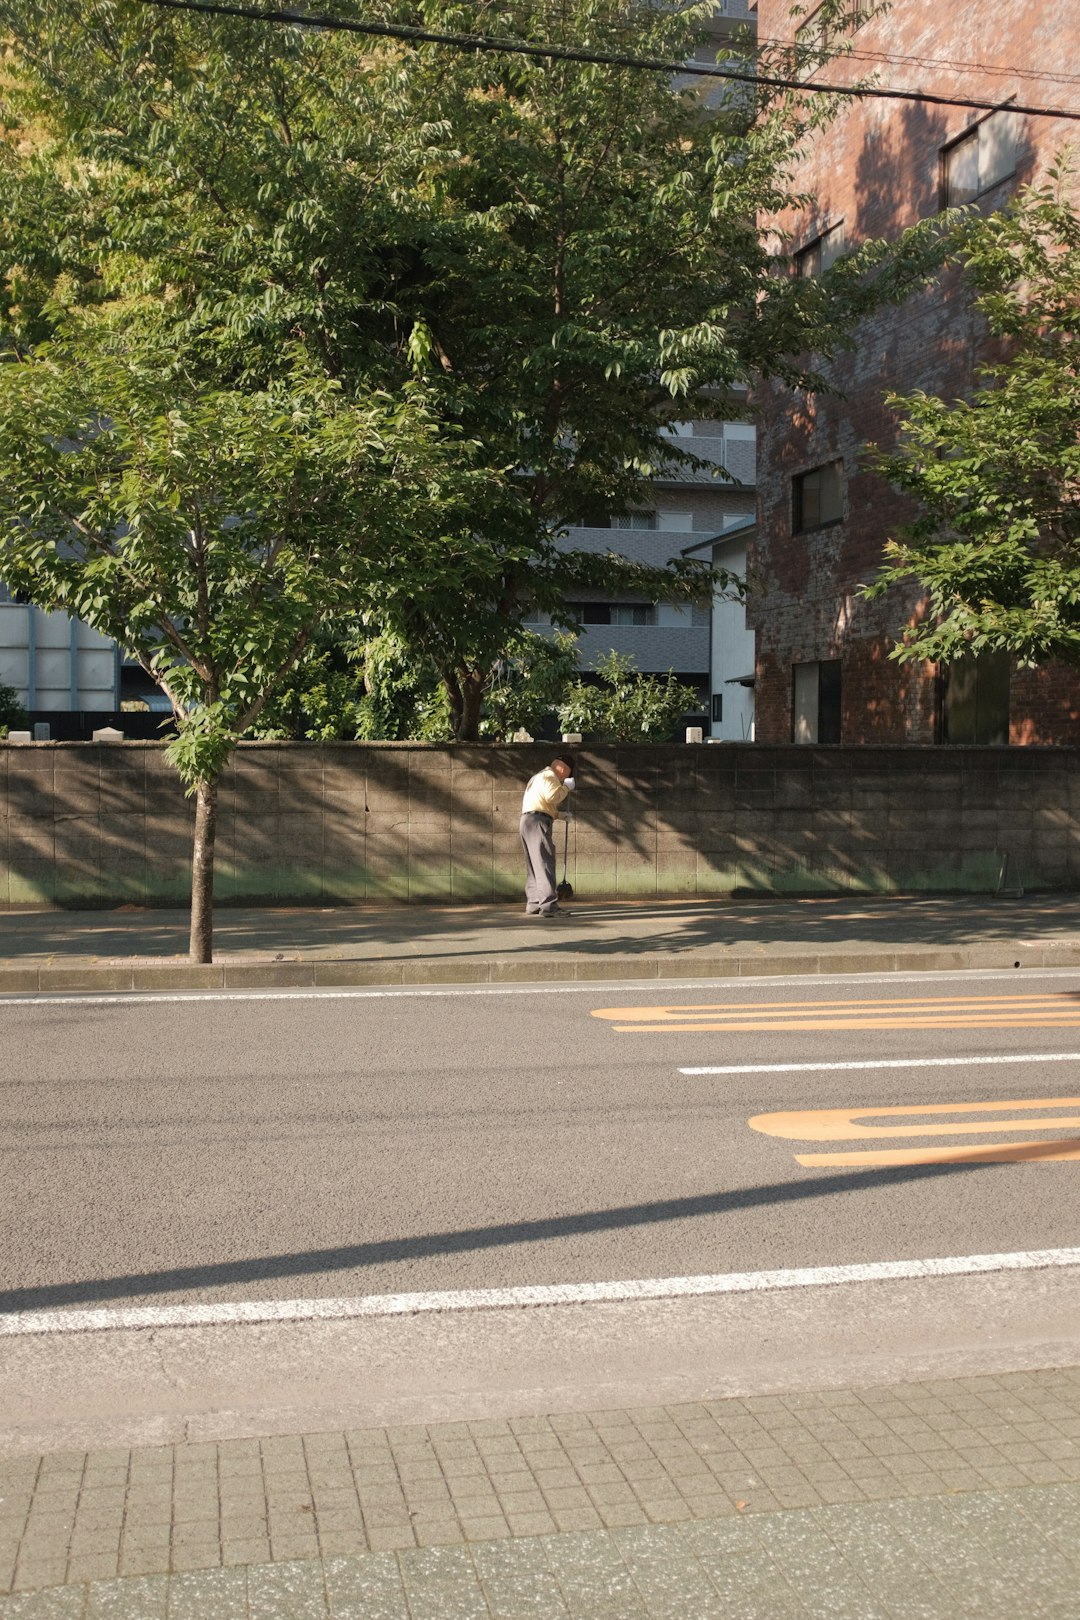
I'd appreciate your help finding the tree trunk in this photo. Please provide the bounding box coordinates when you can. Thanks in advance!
[188,776,218,964]
[442,666,464,738]
[457,669,486,742]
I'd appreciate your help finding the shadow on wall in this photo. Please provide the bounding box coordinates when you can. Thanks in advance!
[853,98,949,246]
[1,741,1079,908]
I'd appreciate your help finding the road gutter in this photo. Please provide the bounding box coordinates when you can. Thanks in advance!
[1,940,1077,995]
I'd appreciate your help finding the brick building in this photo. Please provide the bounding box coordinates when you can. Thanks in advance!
[750,0,1080,745]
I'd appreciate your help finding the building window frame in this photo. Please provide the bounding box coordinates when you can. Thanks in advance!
[937,650,1010,745]
[792,460,844,534]
[610,511,657,530]
[792,658,842,745]
[795,221,845,278]
[940,107,1018,208]
[568,602,657,627]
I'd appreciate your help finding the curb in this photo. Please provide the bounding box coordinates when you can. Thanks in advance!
[2,941,1079,994]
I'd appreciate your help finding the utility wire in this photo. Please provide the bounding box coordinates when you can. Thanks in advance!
[133,0,1080,123]
[459,3,1080,89]
[754,36,1080,90]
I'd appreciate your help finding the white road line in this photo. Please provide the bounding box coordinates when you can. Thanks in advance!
[5,1247,1080,1338]
[681,1053,1080,1076]
[1,965,1078,1009]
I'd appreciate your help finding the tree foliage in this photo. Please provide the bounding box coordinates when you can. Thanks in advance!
[481,630,582,741]
[252,626,455,741]
[0,0,950,734]
[0,682,30,735]
[558,650,701,742]
[0,319,503,772]
[0,314,509,954]
[255,625,582,742]
[863,176,1080,666]
[0,0,958,949]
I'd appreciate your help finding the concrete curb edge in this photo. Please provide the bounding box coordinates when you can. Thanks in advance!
[2,942,1078,994]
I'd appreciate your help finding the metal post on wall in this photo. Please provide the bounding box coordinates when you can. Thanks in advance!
[69,615,79,710]
[25,604,37,709]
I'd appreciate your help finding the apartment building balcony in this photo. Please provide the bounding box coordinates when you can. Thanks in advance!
[565,614,710,677]
[559,525,703,567]
[652,426,757,488]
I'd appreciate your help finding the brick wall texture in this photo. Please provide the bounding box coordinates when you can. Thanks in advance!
[750,0,1080,745]
[2,740,1080,907]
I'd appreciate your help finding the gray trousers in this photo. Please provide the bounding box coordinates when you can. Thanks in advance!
[520,812,558,912]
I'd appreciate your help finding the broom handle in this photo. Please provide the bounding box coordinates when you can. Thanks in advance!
[561,808,570,884]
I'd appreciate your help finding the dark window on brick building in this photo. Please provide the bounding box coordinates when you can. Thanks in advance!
[940,651,1010,744]
[796,222,845,278]
[792,461,843,532]
[942,109,1017,207]
[792,659,842,744]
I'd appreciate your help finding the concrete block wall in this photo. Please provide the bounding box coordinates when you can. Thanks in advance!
[2,741,1080,907]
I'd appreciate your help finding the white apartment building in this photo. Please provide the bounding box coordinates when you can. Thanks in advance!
[546,418,756,697]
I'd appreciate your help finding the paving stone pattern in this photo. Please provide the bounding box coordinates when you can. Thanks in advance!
[3,1367,1080,1614]
[3,1487,1080,1619]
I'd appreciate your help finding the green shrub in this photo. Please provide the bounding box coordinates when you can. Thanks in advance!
[557,651,701,743]
[0,682,29,738]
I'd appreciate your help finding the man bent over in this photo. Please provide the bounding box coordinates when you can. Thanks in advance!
[519,754,576,918]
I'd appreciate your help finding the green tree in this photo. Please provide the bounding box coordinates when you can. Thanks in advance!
[0,0,946,733]
[253,626,456,742]
[863,177,1080,667]
[481,629,581,741]
[255,625,580,741]
[558,650,701,742]
[0,317,507,959]
[0,682,30,736]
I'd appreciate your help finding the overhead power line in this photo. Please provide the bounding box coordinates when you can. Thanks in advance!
[754,36,1080,91]
[472,3,1080,89]
[133,0,1080,123]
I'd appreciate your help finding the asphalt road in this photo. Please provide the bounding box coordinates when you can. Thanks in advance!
[5,967,1080,1316]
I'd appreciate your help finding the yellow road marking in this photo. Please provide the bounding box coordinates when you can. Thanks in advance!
[748,1098,1080,1142]
[592,993,1080,1033]
[795,1140,1080,1166]
[749,1097,1080,1168]
[592,994,1080,1022]
[601,1019,1080,1033]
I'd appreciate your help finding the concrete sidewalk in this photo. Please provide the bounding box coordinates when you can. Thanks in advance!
[4,1366,1080,1616]
[1,893,1079,993]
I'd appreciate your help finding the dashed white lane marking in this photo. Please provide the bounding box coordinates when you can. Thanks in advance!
[0,966,1077,1008]
[4,1247,1080,1338]
[681,1052,1080,1075]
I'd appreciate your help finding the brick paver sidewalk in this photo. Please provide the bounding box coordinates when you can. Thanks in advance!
[4,1366,1080,1616]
